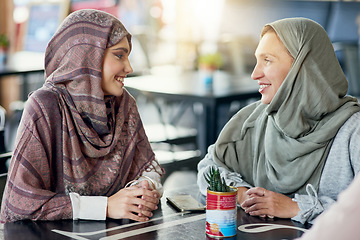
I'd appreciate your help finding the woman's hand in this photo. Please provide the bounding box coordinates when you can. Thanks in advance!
[240,187,300,219]
[107,180,160,222]
[136,180,160,218]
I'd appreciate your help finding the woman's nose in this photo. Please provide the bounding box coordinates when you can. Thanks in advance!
[251,63,263,80]
[125,59,133,75]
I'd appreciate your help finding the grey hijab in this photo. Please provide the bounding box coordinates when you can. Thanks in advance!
[213,18,360,195]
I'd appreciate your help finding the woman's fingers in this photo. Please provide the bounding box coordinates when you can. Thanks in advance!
[241,187,299,219]
[241,187,273,217]
[125,209,151,222]
[244,201,267,213]
[108,199,149,221]
[107,185,160,221]
[246,187,266,197]
[138,180,150,189]
[134,189,160,212]
[242,197,274,218]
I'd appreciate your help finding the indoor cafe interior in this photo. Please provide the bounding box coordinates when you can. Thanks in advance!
[0,1,359,238]
[1,0,360,193]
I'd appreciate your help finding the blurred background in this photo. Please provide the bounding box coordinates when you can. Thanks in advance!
[1,0,360,107]
[0,0,360,178]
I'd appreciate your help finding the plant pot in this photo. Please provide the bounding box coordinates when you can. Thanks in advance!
[201,68,215,91]
[0,47,8,67]
[206,186,237,238]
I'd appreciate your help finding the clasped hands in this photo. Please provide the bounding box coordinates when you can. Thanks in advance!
[237,186,300,219]
[107,180,160,222]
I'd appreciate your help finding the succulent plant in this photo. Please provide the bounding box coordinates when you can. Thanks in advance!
[198,52,223,70]
[204,166,230,192]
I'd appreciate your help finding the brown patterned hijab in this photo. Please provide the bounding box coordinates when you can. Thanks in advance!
[45,9,132,137]
[43,9,160,192]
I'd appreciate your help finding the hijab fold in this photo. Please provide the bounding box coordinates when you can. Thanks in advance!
[213,18,360,195]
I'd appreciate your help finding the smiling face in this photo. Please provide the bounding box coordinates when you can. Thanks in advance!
[101,37,133,97]
[251,29,294,104]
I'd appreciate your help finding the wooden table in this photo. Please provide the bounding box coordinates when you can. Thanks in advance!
[0,51,45,101]
[125,71,260,156]
[2,182,310,240]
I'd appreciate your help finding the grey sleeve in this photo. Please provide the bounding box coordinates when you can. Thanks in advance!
[292,112,360,224]
[291,185,331,224]
[197,144,253,196]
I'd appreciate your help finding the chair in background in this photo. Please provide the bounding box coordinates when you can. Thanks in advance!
[333,43,360,97]
[0,106,9,174]
[0,102,23,174]
[0,106,6,153]
[327,2,360,97]
[0,138,9,205]
[0,172,7,206]
[136,95,201,183]
[4,102,24,154]
[149,101,201,182]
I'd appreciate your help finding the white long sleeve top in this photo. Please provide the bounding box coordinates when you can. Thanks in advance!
[69,160,163,220]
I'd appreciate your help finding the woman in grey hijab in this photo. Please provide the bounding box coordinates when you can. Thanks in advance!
[197,17,360,224]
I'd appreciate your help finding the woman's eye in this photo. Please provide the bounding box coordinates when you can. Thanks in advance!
[115,54,123,59]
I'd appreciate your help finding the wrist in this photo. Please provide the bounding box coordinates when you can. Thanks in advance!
[290,199,301,218]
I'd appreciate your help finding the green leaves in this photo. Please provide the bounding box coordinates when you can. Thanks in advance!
[0,34,9,48]
[198,52,223,70]
[204,166,230,192]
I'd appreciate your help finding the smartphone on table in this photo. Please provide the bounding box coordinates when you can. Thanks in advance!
[166,194,206,213]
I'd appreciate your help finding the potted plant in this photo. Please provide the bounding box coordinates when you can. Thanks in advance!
[198,52,224,71]
[198,52,223,90]
[204,166,237,238]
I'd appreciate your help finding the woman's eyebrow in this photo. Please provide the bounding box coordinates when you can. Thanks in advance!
[112,47,129,53]
[255,52,278,59]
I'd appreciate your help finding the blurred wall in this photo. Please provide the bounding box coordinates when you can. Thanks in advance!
[0,0,19,113]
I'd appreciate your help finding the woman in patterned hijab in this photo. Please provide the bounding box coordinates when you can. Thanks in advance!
[1,9,163,222]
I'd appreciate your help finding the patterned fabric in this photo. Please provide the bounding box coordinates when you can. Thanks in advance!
[45,9,131,136]
[0,9,162,222]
